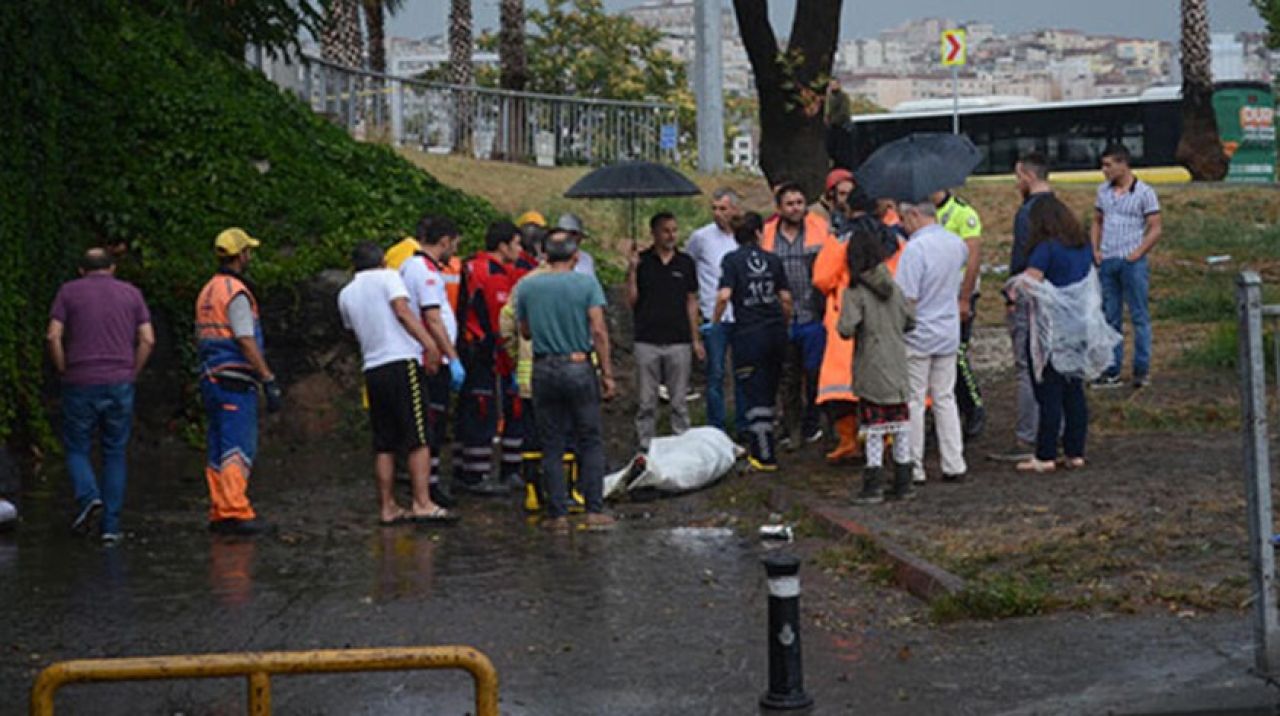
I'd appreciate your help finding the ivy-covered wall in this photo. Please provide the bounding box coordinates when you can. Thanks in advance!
[0,1,498,447]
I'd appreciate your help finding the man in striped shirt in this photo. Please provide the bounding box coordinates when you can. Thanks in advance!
[1091,143,1162,389]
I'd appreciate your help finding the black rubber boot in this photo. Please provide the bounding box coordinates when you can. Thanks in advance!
[853,467,884,505]
[887,462,917,501]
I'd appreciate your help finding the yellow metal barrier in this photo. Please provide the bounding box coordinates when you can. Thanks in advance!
[30,646,498,716]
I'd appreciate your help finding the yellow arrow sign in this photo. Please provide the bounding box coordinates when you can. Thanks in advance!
[941,29,967,66]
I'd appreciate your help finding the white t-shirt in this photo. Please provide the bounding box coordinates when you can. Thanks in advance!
[686,222,737,323]
[338,269,424,371]
[399,253,458,345]
[895,223,968,356]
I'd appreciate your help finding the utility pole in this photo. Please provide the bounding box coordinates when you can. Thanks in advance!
[694,0,724,173]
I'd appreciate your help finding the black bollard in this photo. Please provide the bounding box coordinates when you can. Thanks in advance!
[760,553,813,711]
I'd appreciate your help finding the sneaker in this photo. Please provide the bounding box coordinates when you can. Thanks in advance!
[803,427,824,445]
[685,390,702,402]
[658,385,670,402]
[942,472,967,483]
[912,465,927,484]
[1091,374,1123,390]
[1133,374,1150,389]
[987,442,1036,463]
[100,532,124,547]
[71,499,103,535]
[748,456,778,472]
[208,518,274,536]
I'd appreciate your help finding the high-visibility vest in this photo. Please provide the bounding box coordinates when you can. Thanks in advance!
[195,272,263,378]
[443,256,462,314]
[761,213,831,254]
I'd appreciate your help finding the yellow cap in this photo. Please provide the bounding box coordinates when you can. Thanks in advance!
[384,236,422,270]
[516,210,547,228]
[214,228,260,256]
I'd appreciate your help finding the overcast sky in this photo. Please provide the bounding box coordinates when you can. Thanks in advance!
[389,1,1267,42]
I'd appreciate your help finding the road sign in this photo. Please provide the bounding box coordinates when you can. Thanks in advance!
[941,29,967,67]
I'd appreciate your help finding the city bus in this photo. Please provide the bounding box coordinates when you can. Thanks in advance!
[833,81,1275,182]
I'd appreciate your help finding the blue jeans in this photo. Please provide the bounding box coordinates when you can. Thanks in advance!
[1099,256,1151,377]
[1031,361,1088,462]
[533,358,606,518]
[62,383,135,534]
[701,322,746,435]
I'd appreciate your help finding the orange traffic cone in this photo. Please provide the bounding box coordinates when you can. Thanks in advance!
[825,413,862,464]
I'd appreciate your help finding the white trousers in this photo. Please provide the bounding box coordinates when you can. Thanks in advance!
[907,351,967,479]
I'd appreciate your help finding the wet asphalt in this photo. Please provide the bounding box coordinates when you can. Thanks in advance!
[3,441,1280,715]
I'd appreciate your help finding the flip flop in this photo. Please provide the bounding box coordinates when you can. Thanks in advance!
[410,507,459,524]
[378,510,410,526]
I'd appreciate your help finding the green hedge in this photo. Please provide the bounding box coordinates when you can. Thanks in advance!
[0,1,499,447]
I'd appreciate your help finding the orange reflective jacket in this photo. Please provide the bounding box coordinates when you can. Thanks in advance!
[195,272,262,377]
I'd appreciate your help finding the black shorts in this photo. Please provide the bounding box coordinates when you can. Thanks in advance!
[365,359,431,453]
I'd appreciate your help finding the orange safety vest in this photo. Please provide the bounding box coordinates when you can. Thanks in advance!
[443,256,462,314]
[761,213,831,254]
[195,272,262,377]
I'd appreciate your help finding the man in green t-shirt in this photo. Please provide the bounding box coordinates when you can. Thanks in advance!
[517,230,617,534]
[932,189,985,439]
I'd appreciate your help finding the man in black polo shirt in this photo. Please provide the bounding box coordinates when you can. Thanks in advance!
[627,212,704,451]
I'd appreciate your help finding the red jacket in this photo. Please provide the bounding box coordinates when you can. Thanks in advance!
[459,252,527,375]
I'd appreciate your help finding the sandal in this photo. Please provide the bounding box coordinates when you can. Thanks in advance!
[378,509,410,526]
[1015,458,1057,473]
[1062,457,1087,470]
[410,507,459,524]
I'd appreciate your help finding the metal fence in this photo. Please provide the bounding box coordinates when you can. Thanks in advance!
[1235,271,1280,675]
[30,645,499,715]
[293,55,680,167]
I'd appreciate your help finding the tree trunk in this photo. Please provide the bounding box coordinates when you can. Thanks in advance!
[450,0,474,152]
[498,0,527,161]
[499,0,527,91]
[1175,0,1228,180]
[364,1,386,73]
[732,0,842,199]
[321,0,363,69]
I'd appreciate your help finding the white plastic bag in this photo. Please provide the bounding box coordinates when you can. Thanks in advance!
[1007,268,1121,382]
[603,427,742,499]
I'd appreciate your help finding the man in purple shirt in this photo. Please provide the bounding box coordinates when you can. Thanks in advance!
[47,248,154,545]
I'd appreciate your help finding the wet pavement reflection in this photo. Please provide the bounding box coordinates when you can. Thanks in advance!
[1,458,774,715]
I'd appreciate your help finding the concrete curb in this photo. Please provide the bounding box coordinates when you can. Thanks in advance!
[800,498,967,603]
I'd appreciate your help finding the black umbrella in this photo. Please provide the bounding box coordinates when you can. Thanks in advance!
[564,161,701,245]
[853,133,982,203]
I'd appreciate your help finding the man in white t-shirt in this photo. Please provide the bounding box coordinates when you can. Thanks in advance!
[895,200,969,484]
[686,187,743,436]
[339,242,456,525]
[400,216,467,506]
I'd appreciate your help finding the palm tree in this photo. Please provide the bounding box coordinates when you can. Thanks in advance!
[321,0,363,69]
[363,0,404,74]
[499,0,527,91]
[1175,0,1228,180]
[498,0,527,159]
[450,0,474,151]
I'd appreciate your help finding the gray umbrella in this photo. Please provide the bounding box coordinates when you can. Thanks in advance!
[564,161,701,244]
[853,133,982,203]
